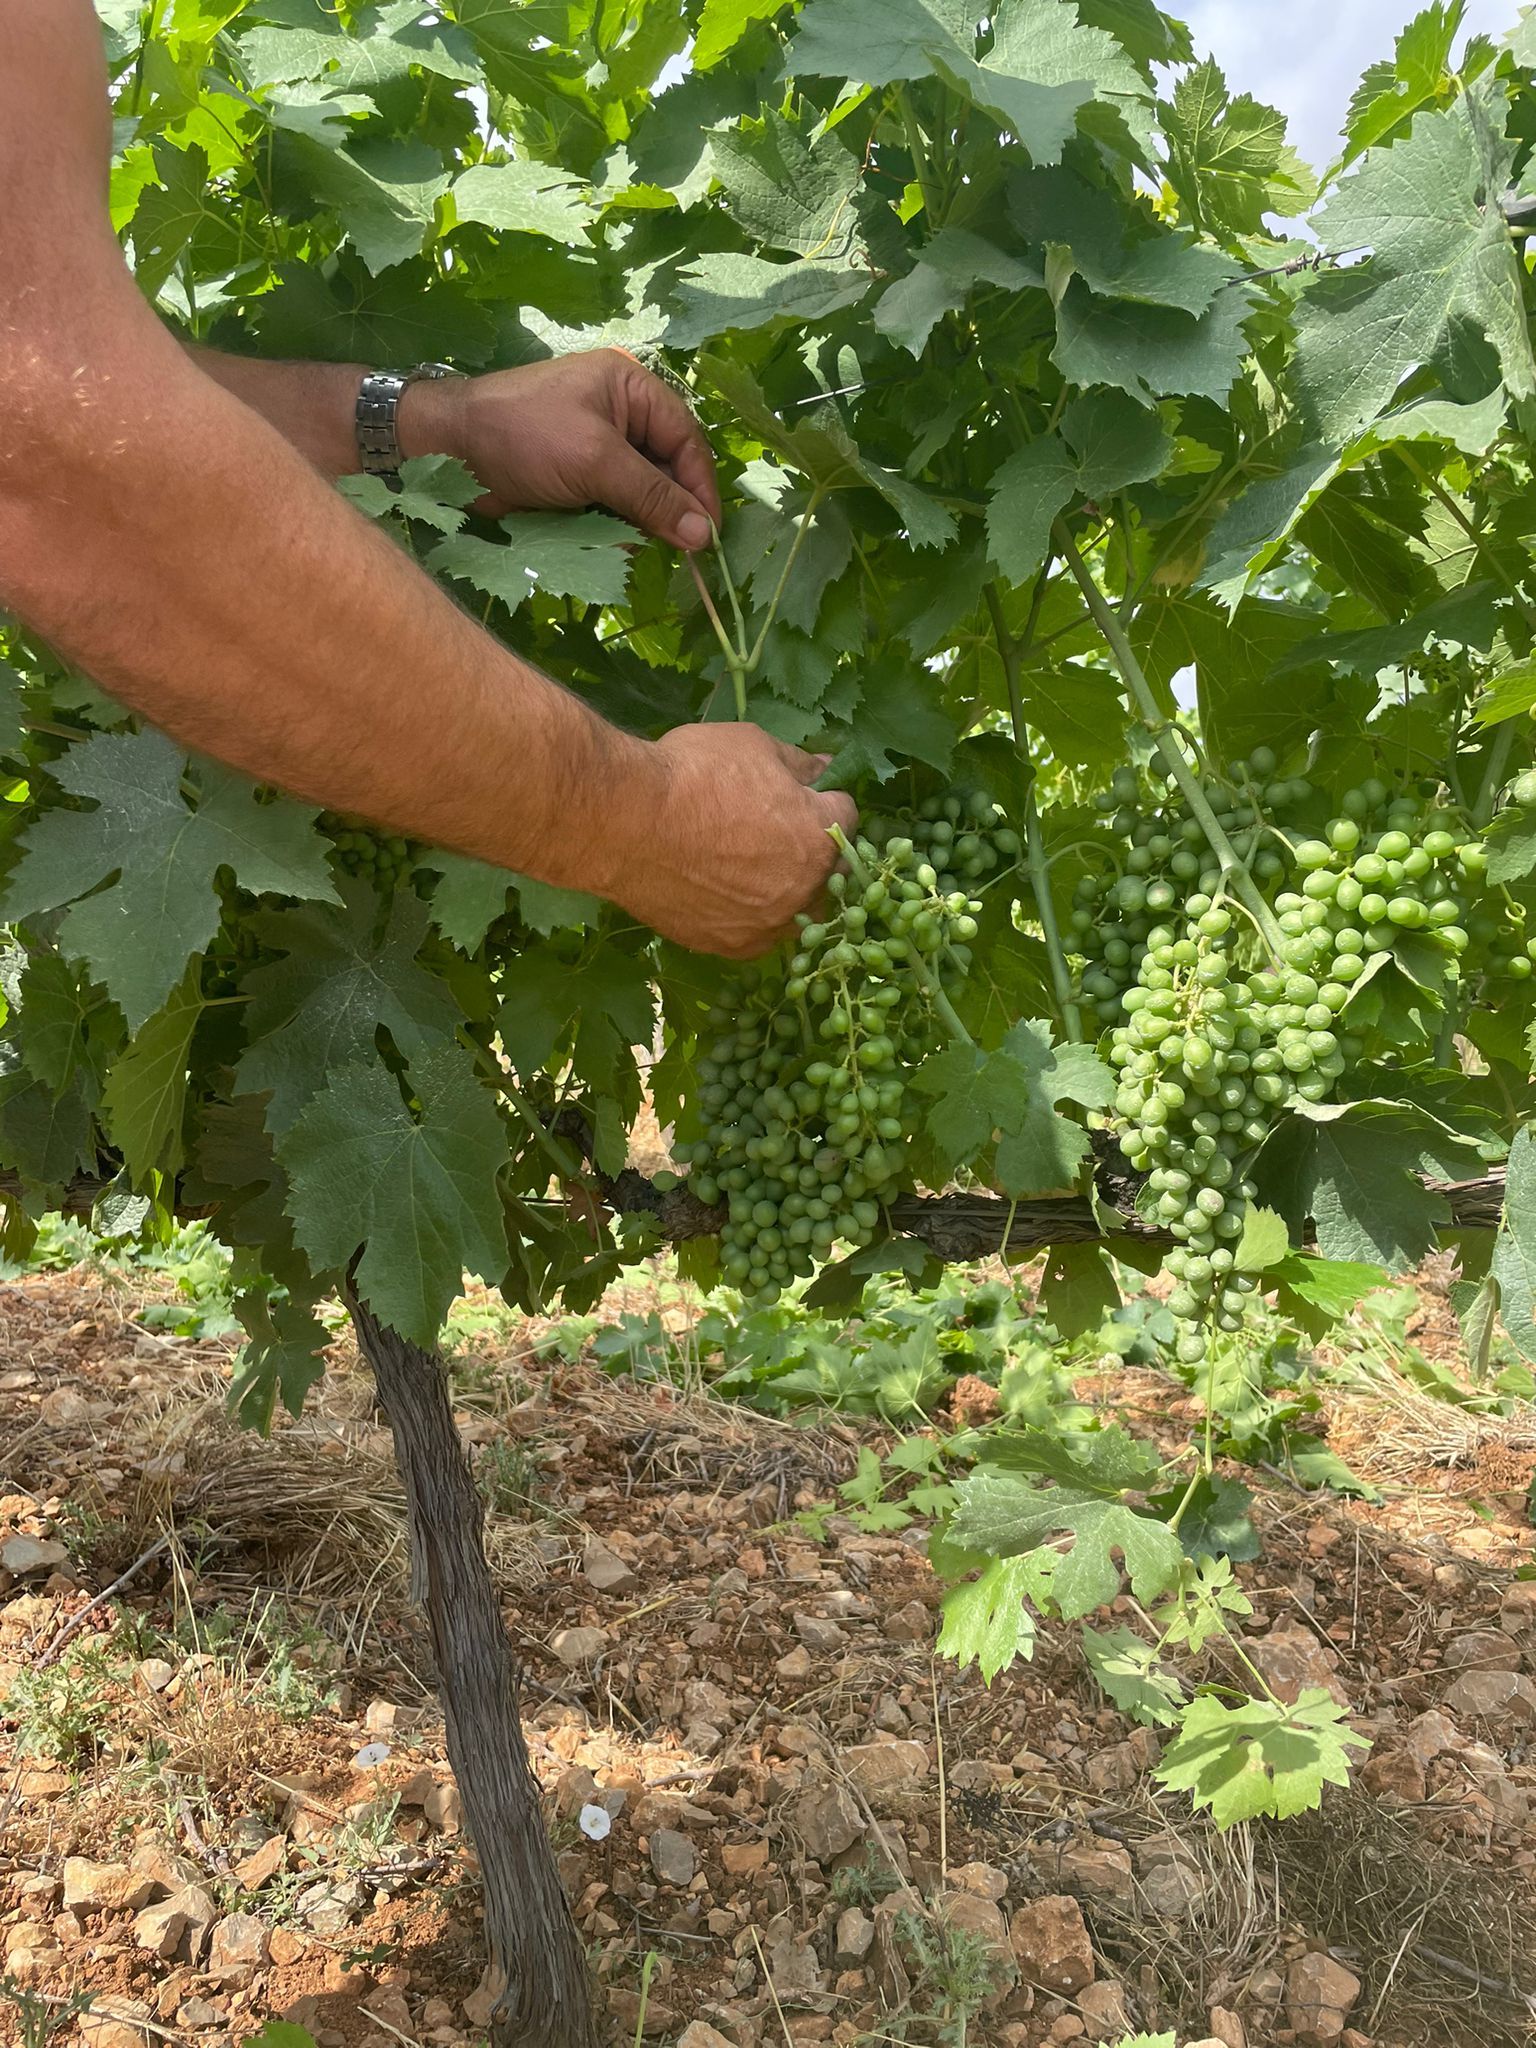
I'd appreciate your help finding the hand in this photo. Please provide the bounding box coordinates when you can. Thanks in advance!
[608,725,858,959]
[404,348,721,551]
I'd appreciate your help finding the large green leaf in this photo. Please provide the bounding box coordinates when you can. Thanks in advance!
[279,1047,509,1347]
[4,732,338,1032]
[1294,105,1536,443]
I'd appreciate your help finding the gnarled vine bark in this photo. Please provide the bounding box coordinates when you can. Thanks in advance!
[346,1287,599,2048]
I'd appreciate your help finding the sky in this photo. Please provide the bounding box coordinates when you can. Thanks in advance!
[1178,0,1521,174]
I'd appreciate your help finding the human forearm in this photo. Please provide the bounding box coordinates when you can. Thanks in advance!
[1,321,655,896]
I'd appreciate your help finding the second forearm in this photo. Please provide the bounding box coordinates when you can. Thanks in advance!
[1,333,652,895]
[185,344,465,480]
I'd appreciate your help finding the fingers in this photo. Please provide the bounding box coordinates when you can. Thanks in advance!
[600,435,715,553]
[814,789,860,843]
[611,353,722,539]
[766,735,831,788]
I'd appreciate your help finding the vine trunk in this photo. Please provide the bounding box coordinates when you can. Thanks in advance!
[346,1288,599,2048]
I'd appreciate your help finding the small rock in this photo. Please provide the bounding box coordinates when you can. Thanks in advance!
[1,1534,67,1576]
[1443,1669,1536,1724]
[1285,1952,1361,2045]
[1208,2008,1246,2048]
[1057,1842,1133,1904]
[550,1625,608,1666]
[776,1645,814,1681]
[1444,1629,1522,1673]
[939,1890,1011,1967]
[722,1841,768,1876]
[207,1912,270,1981]
[62,1858,156,1915]
[1139,1856,1204,1919]
[885,1599,932,1643]
[1010,1895,1093,1995]
[297,1878,368,1936]
[793,1613,846,1652]
[583,1541,638,1597]
[133,1657,177,1693]
[425,1780,463,1833]
[39,1386,92,1427]
[792,1781,863,1865]
[649,1829,697,1887]
[1078,1981,1131,2042]
[132,1884,216,1963]
[1361,1750,1425,1803]
[128,1842,201,1898]
[1402,1709,1461,1768]
[79,2002,152,2048]
[175,2001,225,2030]
[364,1699,399,1735]
[676,2028,735,2048]
[845,1740,928,1795]
[1248,1627,1349,1707]
[233,1832,288,1889]
[836,1907,874,1966]
[950,1862,1008,1901]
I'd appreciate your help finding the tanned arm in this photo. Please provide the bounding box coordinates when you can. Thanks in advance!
[0,0,853,959]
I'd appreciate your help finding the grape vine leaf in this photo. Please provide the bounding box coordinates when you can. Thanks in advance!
[912,1019,1111,1193]
[1080,1623,1185,1725]
[1234,1203,1290,1273]
[1450,1269,1502,1380]
[985,440,1078,586]
[694,0,786,68]
[947,1466,1184,1618]
[277,1047,509,1347]
[4,731,339,1033]
[788,0,1150,167]
[1474,662,1536,725]
[937,1556,1039,1683]
[99,967,204,1181]
[875,228,1041,356]
[822,660,957,783]
[1288,1100,1471,1270]
[451,161,594,246]
[237,886,461,1135]
[1273,1251,1390,1339]
[337,454,483,534]
[663,252,871,348]
[295,136,450,273]
[1052,281,1252,408]
[429,512,638,611]
[1294,105,1536,444]
[238,7,482,94]
[229,1286,335,1434]
[1161,59,1313,234]
[1343,3,1462,163]
[710,110,862,260]
[0,658,25,760]
[1492,1125,1536,1360]
[0,1052,93,1188]
[15,956,111,1097]
[1009,164,1239,314]
[1155,1688,1368,1827]
[1484,802,1536,885]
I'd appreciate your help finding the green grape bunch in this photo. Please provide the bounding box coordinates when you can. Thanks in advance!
[320,813,416,895]
[675,790,1019,1302]
[1077,753,1503,1367]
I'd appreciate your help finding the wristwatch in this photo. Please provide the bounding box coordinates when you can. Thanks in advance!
[355,362,464,489]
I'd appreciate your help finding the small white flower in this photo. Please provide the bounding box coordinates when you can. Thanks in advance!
[352,1741,391,1769]
[579,1802,613,1842]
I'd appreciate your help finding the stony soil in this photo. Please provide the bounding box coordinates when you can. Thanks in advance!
[0,1261,1533,2048]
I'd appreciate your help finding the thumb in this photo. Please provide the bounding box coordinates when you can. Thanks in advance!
[601,437,714,551]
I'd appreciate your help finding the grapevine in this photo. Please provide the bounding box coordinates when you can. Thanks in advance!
[680,792,1019,1299]
[3,1,1536,2022]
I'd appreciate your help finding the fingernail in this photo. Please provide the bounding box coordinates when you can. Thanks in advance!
[678,512,711,550]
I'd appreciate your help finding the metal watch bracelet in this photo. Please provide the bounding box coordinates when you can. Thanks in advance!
[355,363,464,489]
